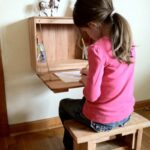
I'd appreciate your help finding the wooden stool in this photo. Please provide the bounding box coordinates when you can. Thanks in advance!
[64,112,150,150]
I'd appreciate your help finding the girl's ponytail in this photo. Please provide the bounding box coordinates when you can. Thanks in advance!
[110,13,133,64]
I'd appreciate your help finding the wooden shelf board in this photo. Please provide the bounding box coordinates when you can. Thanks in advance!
[38,72,83,93]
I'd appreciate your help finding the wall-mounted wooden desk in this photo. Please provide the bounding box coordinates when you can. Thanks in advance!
[28,17,87,92]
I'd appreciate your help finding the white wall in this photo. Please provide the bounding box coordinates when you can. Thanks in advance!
[0,0,150,125]
[113,0,150,100]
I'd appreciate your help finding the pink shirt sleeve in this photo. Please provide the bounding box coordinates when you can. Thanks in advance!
[83,45,106,102]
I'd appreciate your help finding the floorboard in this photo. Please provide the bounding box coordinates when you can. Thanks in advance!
[0,106,149,150]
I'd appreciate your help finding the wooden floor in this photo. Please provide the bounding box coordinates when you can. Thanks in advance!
[0,106,150,150]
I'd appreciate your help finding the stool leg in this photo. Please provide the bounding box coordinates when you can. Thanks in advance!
[73,140,79,150]
[132,133,136,149]
[135,129,143,150]
[85,142,96,150]
[73,140,96,150]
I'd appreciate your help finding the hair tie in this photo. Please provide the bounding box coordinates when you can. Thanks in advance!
[110,10,116,18]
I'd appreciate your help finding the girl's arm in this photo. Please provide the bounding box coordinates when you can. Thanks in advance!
[83,45,105,102]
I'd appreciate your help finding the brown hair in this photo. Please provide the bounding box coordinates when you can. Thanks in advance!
[73,0,133,64]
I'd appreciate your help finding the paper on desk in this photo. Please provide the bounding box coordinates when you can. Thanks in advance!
[54,70,81,83]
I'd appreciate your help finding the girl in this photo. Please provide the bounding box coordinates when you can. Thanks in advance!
[59,0,135,149]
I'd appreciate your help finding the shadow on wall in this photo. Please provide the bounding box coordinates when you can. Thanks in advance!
[135,74,150,100]
[65,0,74,16]
[25,4,37,15]
[1,19,54,124]
[24,1,39,16]
[2,19,33,79]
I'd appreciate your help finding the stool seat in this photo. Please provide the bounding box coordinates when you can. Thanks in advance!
[64,112,150,150]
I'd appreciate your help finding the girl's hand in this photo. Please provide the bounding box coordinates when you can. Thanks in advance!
[80,67,89,76]
[80,67,89,85]
[80,74,87,85]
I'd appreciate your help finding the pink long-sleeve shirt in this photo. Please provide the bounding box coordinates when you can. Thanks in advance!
[83,36,135,124]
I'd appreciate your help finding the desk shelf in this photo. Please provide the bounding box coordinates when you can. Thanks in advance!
[28,17,87,92]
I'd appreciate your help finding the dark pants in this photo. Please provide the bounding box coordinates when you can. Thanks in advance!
[59,98,90,150]
[59,98,130,150]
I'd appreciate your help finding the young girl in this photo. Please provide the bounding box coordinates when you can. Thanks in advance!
[59,0,135,149]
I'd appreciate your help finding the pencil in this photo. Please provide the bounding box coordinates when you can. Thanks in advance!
[81,38,85,48]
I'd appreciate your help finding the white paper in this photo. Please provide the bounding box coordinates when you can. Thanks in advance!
[54,70,81,83]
